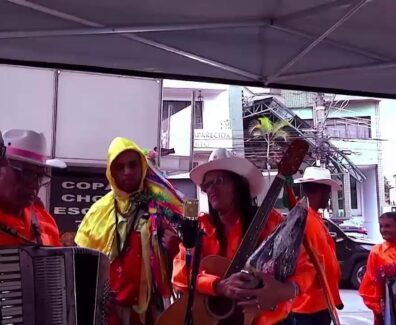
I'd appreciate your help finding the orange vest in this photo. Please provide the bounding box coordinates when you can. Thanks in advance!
[108,230,143,324]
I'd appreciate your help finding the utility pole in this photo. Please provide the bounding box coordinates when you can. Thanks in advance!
[313,93,346,218]
[313,93,351,219]
[313,92,328,167]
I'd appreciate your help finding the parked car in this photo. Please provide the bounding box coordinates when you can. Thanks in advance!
[339,224,368,239]
[324,219,375,289]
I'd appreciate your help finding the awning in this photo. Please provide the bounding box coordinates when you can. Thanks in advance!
[1,0,395,98]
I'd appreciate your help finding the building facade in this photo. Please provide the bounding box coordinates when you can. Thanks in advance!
[290,96,384,241]
[0,62,388,242]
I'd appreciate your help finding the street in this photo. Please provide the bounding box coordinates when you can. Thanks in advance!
[339,289,373,325]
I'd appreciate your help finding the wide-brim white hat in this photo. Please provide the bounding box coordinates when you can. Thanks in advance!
[294,166,341,191]
[190,148,265,197]
[3,129,66,168]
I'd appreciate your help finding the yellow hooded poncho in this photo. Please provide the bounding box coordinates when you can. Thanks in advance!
[75,137,148,257]
[75,137,179,320]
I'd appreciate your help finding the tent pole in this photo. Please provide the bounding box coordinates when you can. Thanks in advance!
[189,91,196,171]
[0,21,269,39]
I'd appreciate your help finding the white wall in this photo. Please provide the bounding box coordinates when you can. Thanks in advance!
[378,99,396,204]
[0,64,164,206]
[163,80,228,91]
[168,105,192,156]
[56,71,161,163]
[201,90,230,131]
[0,65,55,155]
[168,105,233,156]
[362,166,382,242]
[0,65,162,165]
[164,82,233,155]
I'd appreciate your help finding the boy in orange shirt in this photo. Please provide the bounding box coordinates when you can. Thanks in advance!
[359,212,396,324]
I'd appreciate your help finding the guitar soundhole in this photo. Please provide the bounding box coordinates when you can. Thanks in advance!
[205,296,235,319]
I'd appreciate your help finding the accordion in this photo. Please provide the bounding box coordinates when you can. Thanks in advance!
[0,246,110,325]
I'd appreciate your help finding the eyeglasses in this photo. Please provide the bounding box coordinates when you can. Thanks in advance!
[8,163,51,186]
[201,176,226,193]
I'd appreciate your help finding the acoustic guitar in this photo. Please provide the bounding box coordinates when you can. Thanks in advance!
[156,139,309,325]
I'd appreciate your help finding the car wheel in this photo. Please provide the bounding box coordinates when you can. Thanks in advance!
[351,260,367,289]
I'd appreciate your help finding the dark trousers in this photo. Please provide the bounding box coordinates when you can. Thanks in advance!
[279,309,331,325]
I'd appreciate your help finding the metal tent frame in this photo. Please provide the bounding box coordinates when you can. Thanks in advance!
[1,0,395,97]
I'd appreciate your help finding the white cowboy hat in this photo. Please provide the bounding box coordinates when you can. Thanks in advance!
[190,148,265,197]
[3,129,66,168]
[294,166,341,191]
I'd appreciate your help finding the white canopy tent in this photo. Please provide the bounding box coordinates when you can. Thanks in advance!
[0,0,395,98]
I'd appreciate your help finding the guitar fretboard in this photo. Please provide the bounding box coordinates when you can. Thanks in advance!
[225,176,284,276]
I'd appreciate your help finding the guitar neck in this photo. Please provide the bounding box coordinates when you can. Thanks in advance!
[225,175,285,276]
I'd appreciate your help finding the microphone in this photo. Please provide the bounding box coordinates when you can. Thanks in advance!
[179,199,199,270]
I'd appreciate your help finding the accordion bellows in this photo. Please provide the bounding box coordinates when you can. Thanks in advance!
[0,246,110,325]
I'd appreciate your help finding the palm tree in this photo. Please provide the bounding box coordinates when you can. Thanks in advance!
[248,116,289,181]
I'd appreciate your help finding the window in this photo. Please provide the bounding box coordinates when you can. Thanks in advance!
[337,190,345,210]
[162,100,204,129]
[350,176,358,210]
[326,117,371,139]
[337,175,361,215]
[304,117,371,139]
[162,100,190,120]
[194,101,203,129]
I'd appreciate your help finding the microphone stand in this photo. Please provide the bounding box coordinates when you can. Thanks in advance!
[184,229,204,325]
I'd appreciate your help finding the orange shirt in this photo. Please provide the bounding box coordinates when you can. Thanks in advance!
[359,241,396,316]
[172,210,283,295]
[172,210,316,324]
[255,214,317,324]
[291,208,342,314]
[0,204,61,246]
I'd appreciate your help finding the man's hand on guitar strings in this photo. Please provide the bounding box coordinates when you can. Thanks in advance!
[214,272,258,300]
[236,272,298,313]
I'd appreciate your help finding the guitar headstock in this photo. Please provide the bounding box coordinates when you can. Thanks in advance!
[278,139,309,177]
